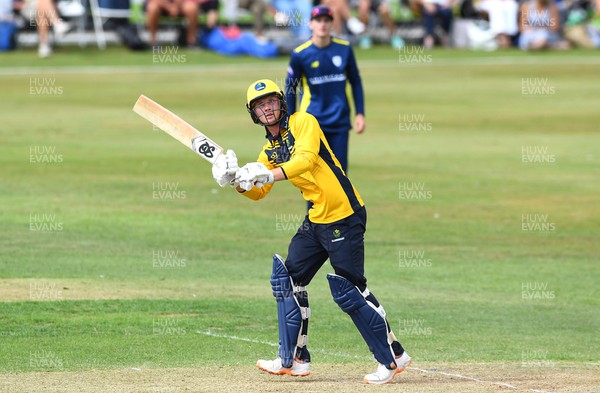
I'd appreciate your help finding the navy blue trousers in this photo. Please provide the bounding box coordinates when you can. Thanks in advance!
[285,207,367,291]
[422,5,453,37]
[323,131,349,174]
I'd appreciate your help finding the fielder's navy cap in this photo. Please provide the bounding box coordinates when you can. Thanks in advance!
[311,6,333,20]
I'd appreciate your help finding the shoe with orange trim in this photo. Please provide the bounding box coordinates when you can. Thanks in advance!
[363,351,412,384]
[256,357,310,376]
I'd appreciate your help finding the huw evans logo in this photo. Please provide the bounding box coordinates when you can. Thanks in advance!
[521,282,555,300]
[152,249,187,268]
[29,349,64,369]
[275,214,307,232]
[152,318,187,335]
[29,77,63,95]
[399,249,432,268]
[521,213,555,232]
[29,146,63,163]
[398,318,432,336]
[521,78,555,95]
[399,182,432,200]
[29,281,63,300]
[152,46,187,63]
[399,46,432,64]
[521,145,556,163]
[29,213,63,232]
[152,182,186,200]
[398,113,432,133]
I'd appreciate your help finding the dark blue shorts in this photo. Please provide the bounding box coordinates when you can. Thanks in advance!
[285,207,368,291]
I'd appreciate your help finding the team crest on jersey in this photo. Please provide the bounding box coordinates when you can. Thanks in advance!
[332,56,342,68]
[311,60,319,68]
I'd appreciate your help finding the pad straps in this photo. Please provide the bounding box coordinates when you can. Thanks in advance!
[271,254,311,367]
[327,273,397,370]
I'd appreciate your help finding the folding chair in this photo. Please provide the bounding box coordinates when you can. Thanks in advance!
[57,0,87,47]
[89,0,131,49]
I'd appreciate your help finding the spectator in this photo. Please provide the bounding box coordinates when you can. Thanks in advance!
[562,0,600,47]
[223,0,269,38]
[357,0,404,48]
[321,0,366,37]
[590,0,600,45]
[475,0,519,48]
[518,0,570,50]
[22,0,71,57]
[0,0,13,18]
[0,0,18,51]
[271,0,312,39]
[418,0,455,48]
[199,0,219,31]
[146,0,218,47]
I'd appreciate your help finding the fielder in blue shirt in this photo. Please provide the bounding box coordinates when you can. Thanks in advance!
[285,5,365,173]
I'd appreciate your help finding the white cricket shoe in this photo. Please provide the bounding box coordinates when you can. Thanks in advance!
[38,43,52,58]
[347,17,366,35]
[53,20,72,39]
[256,357,310,377]
[363,352,412,384]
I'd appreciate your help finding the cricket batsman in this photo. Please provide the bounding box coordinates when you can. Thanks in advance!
[210,79,411,384]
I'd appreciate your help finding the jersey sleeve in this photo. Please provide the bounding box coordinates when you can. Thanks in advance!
[286,52,302,114]
[279,113,320,179]
[346,48,365,116]
[239,149,275,200]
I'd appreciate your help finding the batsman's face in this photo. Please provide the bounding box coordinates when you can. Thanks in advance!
[253,94,281,126]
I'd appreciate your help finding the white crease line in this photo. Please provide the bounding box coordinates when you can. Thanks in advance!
[198,330,559,393]
[198,330,278,348]
[409,366,558,393]
[197,330,367,360]
[410,367,518,389]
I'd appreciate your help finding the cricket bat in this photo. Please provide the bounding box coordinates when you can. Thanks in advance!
[133,95,224,164]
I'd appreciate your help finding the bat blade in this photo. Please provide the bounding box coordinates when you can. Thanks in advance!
[133,95,224,164]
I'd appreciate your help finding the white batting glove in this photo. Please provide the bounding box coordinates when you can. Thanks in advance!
[212,150,239,188]
[236,162,274,191]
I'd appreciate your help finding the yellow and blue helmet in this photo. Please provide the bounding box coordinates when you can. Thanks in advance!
[246,79,288,125]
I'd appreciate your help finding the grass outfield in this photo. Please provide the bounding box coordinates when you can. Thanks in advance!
[1,47,599,391]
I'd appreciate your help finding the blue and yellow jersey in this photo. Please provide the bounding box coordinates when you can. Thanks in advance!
[240,112,364,224]
[285,38,365,134]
